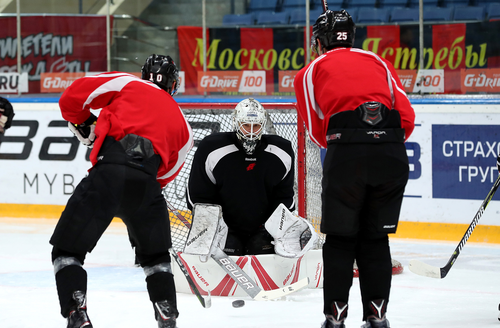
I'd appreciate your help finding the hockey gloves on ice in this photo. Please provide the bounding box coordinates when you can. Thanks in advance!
[0,96,15,134]
[68,113,97,148]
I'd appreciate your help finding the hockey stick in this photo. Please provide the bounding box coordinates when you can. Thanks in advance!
[322,0,328,11]
[166,201,310,300]
[409,174,500,279]
[168,248,211,308]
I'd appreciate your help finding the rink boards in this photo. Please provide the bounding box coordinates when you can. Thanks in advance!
[1,99,500,243]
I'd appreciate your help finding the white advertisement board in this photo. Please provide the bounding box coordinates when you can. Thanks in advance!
[2,102,500,226]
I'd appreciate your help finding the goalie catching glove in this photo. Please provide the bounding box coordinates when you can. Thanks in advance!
[265,203,318,258]
[0,96,15,134]
[183,203,228,262]
[68,113,97,148]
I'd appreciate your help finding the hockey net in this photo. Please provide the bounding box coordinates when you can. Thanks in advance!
[164,102,324,252]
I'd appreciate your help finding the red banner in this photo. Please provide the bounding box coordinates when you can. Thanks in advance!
[432,24,466,94]
[240,28,274,95]
[0,16,108,93]
[177,22,499,96]
[177,26,207,95]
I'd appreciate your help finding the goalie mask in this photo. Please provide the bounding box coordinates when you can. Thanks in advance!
[141,54,180,96]
[312,9,356,54]
[233,98,267,155]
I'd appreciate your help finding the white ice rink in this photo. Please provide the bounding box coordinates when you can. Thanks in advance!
[1,218,499,328]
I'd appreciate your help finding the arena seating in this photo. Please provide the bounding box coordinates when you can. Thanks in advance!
[357,7,391,22]
[453,5,486,20]
[247,0,280,13]
[487,3,500,20]
[222,0,491,26]
[256,11,291,25]
[423,6,454,20]
[289,8,323,24]
[390,7,420,21]
[222,13,256,26]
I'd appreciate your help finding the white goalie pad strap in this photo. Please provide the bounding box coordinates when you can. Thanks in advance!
[183,203,226,257]
[143,262,172,277]
[53,256,82,274]
[68,122,96,148]
[265,203,319,258]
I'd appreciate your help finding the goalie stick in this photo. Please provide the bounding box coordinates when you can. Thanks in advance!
[409,174,500,279]
[166,201,310,300]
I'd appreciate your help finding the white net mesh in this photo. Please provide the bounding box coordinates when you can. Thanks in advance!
[165,103,324,251]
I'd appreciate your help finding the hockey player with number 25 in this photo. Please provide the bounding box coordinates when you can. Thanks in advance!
[294,10,415,328]
[49,54,193,328]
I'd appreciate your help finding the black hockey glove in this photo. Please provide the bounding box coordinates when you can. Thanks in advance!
[68,113,98,148]
[0,96,15,134]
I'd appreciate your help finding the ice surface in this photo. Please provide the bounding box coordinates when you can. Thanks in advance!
[1,218,499,328]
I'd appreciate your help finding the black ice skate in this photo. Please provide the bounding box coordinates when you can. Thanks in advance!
[361,299,390,328]
[154,300,179,328]
[322,301,348,328]
[67,291,92,328]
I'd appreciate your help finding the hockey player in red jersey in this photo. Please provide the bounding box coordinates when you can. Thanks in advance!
[294,10,415,328]
[49,54,193,328]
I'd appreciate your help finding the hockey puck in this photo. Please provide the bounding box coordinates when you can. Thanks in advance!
[232,300,245,308]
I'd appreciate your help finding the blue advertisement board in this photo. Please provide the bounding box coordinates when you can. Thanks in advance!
[432,125,500,200]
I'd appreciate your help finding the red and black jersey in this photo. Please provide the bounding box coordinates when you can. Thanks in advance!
[186,132,295,235]
[294,47,415,148]
[59,72,193,188]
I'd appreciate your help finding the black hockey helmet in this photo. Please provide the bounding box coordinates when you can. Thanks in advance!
[312,10,356,54]
[141,54,180,96]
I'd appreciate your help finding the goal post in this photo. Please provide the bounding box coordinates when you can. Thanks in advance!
[164,102,324,251]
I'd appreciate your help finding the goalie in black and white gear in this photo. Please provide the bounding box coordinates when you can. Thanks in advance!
[186,98,296,256]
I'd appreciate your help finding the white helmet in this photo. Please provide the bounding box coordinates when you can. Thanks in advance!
[233,98,267,155]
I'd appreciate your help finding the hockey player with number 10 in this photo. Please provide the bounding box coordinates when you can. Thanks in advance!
[294,10,415,328]
[49,54,193,328]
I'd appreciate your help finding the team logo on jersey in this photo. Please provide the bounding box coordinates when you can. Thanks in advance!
[366,130,387,139]
[326,133,341,141]
[247,163,256,171]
